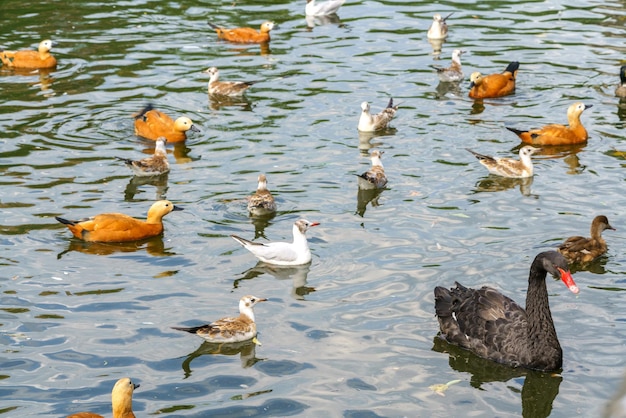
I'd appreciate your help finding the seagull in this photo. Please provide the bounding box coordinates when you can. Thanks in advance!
[231,219,319,266]
[204,66,262,97]
[357,150,387,189]
[305,0,345,16]
[466,145,541,178]
[358,98,398,132]
[247,174,277,216]
[431,49,465,82]
[427,12,454,40]
[172,295,267,343]
[116,137,169,177]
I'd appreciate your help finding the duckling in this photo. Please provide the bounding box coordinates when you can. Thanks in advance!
[557,215,615,264]
[247,174,277,216]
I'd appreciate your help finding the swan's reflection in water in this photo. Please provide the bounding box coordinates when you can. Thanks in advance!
[432,337,561,418]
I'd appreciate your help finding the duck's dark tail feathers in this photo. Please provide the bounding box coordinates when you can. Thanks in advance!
[133,103,154,120]
[506,126,526,136]
[55,216,75,226]
[504,61,520,75]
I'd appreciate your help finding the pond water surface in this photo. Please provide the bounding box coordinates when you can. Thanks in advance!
[1,0,626,417]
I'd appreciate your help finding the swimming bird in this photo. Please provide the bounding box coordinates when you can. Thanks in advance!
[0,39,56,69]
[434,251,579,371]
[172,295,267,343]
[358,98,398,132]
[231,219,319,266]
[55,200,183,242]
[133,104,199,143]
[204,66,261,96]
[506,102,592,146]
[116,137,169,177]
[615,65,626,98]
[357,150,387,189]
[305,0,345,16]
[427,12,454,40]
[247,174,277,216]
[208,21,274,44]
[468,61,519,99]
[431,49,465,82]
[557,215,615,264]
[67,377,139,418]
[466,145,540,178]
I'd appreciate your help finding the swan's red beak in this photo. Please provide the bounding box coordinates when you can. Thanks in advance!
[558,267,579,294]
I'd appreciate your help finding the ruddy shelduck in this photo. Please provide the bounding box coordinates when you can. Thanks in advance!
[208,21,274,44]
[358,98,398,132]
[204,66,261,96]
[172,295,267,343]
[558,215,615,264]
[231,219,319,266]
[56,200,183,242]
[1,39,57,69]
[506,102,592,146]
[427,12,454,40]
[356,150,387,189]
[133,104,199,143]
[247,174,277,216]
[431,49,465,82]
[466,145,540,178]
[616,65,626,98]
[468,61,519,99]
[67,377,139,418]
[117,137,169,177]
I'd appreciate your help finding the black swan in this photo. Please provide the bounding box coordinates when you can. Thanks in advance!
[434,251,579,371]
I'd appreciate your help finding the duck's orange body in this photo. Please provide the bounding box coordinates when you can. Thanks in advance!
[1,39,56,69]
[507,102,592,146]
[468,61,519,99]
[56,200,183,242]
[208,21,274,44]
[133,104,199,143]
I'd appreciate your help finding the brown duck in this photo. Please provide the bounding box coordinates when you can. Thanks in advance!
[557,215,615,263]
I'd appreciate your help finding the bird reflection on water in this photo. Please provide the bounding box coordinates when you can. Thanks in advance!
[432,336,562,418]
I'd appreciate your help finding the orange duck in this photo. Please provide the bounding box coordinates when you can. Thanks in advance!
[56,200,183,242]
[133,104,199,143]
[468,61,519,99]
[557,215,615,264]
[67,377,139,418]
[506,102,592,146]
[0,39,57,69]
[208,21,274,44]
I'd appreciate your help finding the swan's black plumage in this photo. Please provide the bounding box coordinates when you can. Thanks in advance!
[434,251,579,371]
